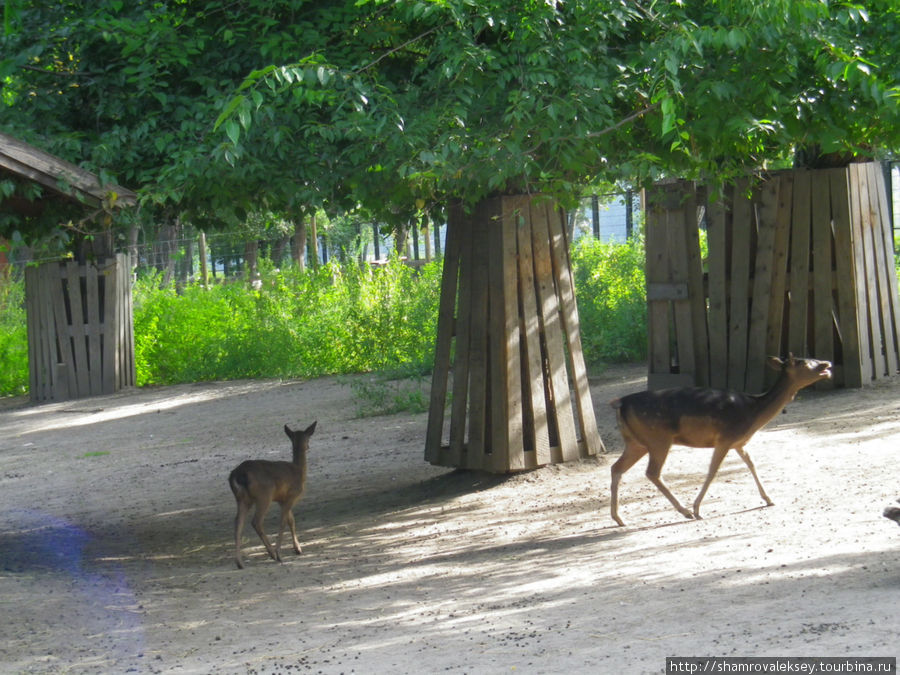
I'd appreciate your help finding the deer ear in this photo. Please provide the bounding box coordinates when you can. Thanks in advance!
[284,424,294,438]
[766,355,784,370]
[305,421,317,436]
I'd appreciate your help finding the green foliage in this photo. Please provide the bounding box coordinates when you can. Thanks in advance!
[132,258,442,385]
[0,274,28,397]
[344,370,431,418]
[571,236,648,365]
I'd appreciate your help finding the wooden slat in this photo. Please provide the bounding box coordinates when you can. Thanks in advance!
[667,192,697,381]
[866,163,898,376]
[745,178,779,392]
[530,200,578,462]
[727,179,753,389]
[765,174,793,386]
[854,164,886,378]
[66,261,91,397]
[788,170,812,358]
[447,210,475,465]
[847,164,874,382]
[464,203,491,467]
[872,164,900,372]
[811,172,835,365]
[123,253,136,387]
[684,196,709,386]
[489,199,523,471]
[425,211,462,462]
[706,197,729,389]
[102,258,118,392]
[549,204,604,456]
[85,262,102,394]
[829,168,863,387]
[515,198,550,467]
[645,189,672,381]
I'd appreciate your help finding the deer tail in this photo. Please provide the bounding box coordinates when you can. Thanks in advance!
[229,467,250,499]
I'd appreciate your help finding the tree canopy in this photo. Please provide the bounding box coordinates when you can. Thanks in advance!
[2,0,898,243]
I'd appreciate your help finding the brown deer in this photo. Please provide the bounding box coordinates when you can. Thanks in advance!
[228,421,317,569]
[609,355,831,526]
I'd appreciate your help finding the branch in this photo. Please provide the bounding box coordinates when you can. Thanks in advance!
[355,24,446,74]
[584,103,660,139]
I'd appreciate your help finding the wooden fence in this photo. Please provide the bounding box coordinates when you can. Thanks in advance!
[425,195,604,472]
[25,254,135,402]
[645,162,900,392]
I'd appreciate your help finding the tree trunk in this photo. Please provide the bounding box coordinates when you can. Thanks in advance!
[244,239,260,285]
[425,195,604,473]
[292,214,307,271]
[309,213,319,268]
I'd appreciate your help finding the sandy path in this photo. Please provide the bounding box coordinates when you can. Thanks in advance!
[0,364,897,674]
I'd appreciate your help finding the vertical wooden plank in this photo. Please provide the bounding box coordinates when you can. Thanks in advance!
[447,209,476,465]
[684,196,709,387]
[667,191,697,381]
[124,253,136,387]
[531,200,578,462]
[811,172,836,365]
[788,170,812,358]
[706,197,729,389]
[85,262,102,395]
[66,261,91,397]
[489,199,523,471]
[644,188,672,380]
[847,163,874,382]
[426,212,463,463]
[727,178,753,390]
[765,173,793,385]
[39,266,59,400]
[515,198,551,467]
[866,163,899,376]
[855,164,886,378]
[464,203,491,468]
[548,204,604,457]
[829,168,862,387]
[746,177,779,393]
[872,163,900,372]
[49,263,76,399]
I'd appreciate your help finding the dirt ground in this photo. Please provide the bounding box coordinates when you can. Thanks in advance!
[0,363,898,674]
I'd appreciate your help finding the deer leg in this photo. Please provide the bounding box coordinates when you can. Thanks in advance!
[734,446,773,507]
[234,500,250,570]
[646,447,694,521]
[692,445,730,519]
[250,496,280,562]
[610,441,649,526]
[284,509,302,555]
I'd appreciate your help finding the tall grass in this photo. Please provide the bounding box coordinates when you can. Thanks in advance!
[0,273,28,396]
[0,239,648,396]
[134,258,441,385]
[570,236,648,364]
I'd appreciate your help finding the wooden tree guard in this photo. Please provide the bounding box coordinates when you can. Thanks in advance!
[25,254,136,402]
[645,162,900,392]
[425,195,605,472]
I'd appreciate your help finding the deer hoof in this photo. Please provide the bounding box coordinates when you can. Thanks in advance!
[235,559,244,570]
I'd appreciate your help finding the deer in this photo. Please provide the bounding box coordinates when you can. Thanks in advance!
[228,421,317,569]
[608,355,831,527]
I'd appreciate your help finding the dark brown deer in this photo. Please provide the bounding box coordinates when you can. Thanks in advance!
[228,421,317,569]
[609,355,831,526]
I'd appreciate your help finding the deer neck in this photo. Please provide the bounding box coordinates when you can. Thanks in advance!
[751,373,802,430]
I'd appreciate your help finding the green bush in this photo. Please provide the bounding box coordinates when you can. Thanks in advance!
[0,239,647,397]
[0,274,28,397]
[132,257,442,385]
[571,236,648,365]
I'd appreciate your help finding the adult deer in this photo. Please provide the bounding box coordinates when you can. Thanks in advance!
[609,355,831,526]
[228,421,317,569]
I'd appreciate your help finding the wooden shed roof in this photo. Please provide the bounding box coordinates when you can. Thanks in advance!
[0,131,137,209]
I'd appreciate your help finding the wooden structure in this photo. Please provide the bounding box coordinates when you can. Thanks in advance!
[426,195,604,472]
[645,162,900,392]
[25,254,136,401]
[1,132,137,402]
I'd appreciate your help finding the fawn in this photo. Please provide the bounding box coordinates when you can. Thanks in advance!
[609,355,831,526]
[228,421,317,569]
